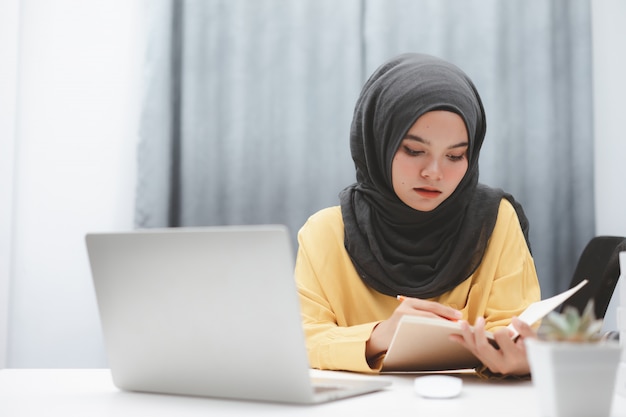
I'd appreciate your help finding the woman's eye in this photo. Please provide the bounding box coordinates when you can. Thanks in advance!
[403,146,423,156]
[447,154,466,162]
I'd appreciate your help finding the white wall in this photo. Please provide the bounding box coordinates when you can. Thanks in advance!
[592,1,626,234]
[591,0,626,332]
[0,0,143,367]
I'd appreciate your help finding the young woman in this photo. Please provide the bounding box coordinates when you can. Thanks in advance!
[294,53,540,377]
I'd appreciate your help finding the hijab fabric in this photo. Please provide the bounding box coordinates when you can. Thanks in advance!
[339,53,530,299]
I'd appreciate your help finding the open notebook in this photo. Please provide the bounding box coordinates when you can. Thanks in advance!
[85,225,390,404]
[382,280,588,372]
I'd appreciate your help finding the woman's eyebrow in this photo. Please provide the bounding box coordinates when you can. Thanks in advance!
[403,134,469,149]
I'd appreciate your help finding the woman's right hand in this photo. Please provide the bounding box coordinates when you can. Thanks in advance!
[450,316,536,376]
[365,297,463,361]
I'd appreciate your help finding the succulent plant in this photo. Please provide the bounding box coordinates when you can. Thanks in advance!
[536,300,604,342]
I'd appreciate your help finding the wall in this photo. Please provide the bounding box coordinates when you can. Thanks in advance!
[591,0,626,332]
[0,0,143,367]
[0,0,20,369]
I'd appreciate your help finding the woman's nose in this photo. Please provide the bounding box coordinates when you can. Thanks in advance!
[421,159,442,180]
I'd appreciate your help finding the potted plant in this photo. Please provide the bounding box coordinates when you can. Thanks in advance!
[525,300,621,417]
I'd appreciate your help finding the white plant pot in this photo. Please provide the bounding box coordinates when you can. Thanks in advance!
[525,338,621,417]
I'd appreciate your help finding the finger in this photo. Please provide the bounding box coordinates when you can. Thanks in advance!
[511,317,536,339]
[472,318,508,358]
[452,320,511,373]
[472,317,496,350]
[449,320,475,348]
[397,297,462,321]
[493,327,517,350]
[491,327,529,374]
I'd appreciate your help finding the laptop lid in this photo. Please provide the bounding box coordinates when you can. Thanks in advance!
[85,225,389,404]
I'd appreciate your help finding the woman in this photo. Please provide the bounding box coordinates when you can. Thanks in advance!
[294,53,540,377]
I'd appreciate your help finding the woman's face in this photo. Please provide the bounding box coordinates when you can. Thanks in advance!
[391,110,469,212]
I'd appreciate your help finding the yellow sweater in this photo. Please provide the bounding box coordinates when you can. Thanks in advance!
[295,199,541,373]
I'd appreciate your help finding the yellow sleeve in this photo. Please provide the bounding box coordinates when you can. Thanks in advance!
[481,199,542,330]
[294,207,397,373]
[439,199,541,330]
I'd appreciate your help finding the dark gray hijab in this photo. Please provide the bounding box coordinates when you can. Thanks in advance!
[339,53,530,298]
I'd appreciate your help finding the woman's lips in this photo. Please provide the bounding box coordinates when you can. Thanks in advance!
[414,187,441,199]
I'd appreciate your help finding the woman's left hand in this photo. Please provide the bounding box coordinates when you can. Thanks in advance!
[449,316,535,376]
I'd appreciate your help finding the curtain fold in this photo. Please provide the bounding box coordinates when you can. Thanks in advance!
[136,0,594,296]
[137,0,362,236]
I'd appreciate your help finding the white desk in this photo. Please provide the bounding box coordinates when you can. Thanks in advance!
[1,369,626,416]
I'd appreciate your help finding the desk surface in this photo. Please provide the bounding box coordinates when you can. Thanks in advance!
[1,369,626,416]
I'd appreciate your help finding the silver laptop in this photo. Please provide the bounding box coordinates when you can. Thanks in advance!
[85,225,390,404]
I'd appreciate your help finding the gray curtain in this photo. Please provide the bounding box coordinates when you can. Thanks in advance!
[135,0,594,297]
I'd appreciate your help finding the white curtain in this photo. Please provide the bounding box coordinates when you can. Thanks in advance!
[136,0,594,297]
